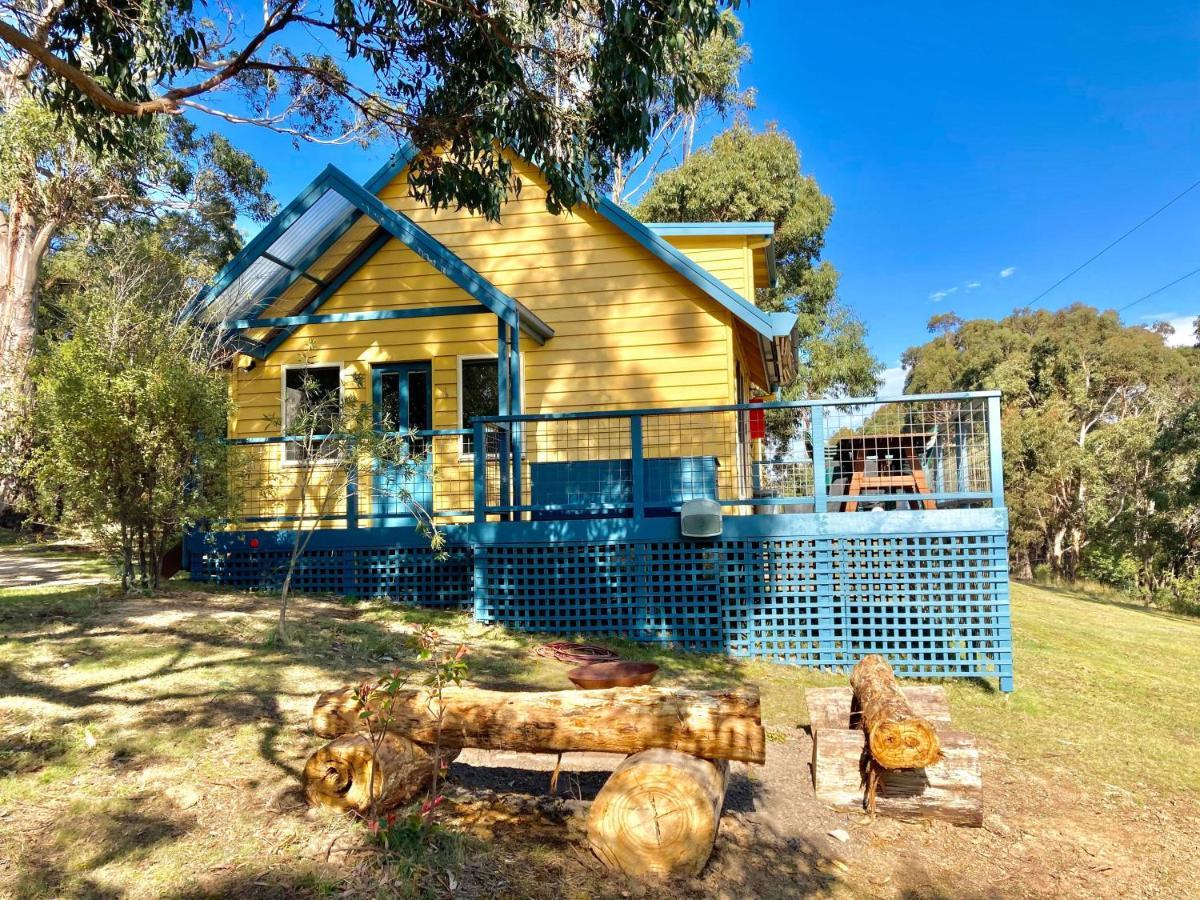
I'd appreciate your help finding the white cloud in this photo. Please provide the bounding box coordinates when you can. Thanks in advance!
[999,266,1016,278]
[877,365,907,399]
[966,281,982,290]
[929,286,959,302]
[1139,311,1178,322]
[1150,315,1199,347]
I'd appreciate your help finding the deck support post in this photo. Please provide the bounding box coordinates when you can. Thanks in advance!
[497,320,512,521]
[630,415,645,519]
[510,326,523,522]
[473,422,487,524]
[811,407,828,513]
[987,394,1005,507]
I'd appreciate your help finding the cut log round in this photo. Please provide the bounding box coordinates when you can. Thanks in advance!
[312,686,364,738]
[312,683,764,764]
[586,749,729,878]
[303,732,447,814]
[849,655,941,770]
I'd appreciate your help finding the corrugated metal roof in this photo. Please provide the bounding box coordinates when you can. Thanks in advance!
[199,188,355,324]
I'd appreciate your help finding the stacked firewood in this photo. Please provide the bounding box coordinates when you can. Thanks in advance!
[303,683,765,877]
[807,655,982,826]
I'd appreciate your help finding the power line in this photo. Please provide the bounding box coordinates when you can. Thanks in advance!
[1116,264,1200,314]
[1028,175,1200,308]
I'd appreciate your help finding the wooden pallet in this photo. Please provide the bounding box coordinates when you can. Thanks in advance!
[806,686,983,827]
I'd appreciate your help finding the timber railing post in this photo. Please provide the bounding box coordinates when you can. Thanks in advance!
[987,394,1005,508]
[811,404,827,513]
[345,439,359,530]
[630,415,645,519]
[473,422,487,523]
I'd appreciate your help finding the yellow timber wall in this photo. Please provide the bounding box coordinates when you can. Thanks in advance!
[227,157,771,525]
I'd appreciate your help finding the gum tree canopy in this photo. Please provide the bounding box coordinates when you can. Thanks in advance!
[0,0,738,217]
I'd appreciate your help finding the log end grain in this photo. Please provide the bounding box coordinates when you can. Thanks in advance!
[587,749,729,879]
[303,732,439,815]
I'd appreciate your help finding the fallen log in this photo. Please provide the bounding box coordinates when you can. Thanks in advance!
[303,732,448,815]
[311,683,765,764]
[849,655,941,770]
[587,749,729,878]
[811,726,982,827]
[805,685,951,731]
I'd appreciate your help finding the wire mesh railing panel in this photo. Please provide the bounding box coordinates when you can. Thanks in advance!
[227,441,350,527]
[475,393,999,521]
[219,392,1000,526]
[821,397,991,510]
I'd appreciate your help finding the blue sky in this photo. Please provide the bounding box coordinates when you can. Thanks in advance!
[204,1,1200,388]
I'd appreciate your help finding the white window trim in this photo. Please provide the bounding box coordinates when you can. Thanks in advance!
[280,362,346,467]
[457,353,523,460]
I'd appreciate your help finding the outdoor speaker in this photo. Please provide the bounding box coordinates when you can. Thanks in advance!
[680,498,722,538]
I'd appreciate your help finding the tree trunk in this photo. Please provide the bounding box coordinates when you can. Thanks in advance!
[587,748,728,879]
[312,683,765,763]
[303,732,447,815]
[0,204,49,514]
[849,655,941,770]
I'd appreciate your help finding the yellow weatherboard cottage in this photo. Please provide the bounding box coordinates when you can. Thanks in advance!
[191,145,795,526]
[184,144,1014,693]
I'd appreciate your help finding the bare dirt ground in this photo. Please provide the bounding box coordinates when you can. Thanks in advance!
[1,588,1197,898]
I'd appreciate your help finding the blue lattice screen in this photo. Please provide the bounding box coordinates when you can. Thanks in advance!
[187,533,473,608]
[473,516,1013,689]
[187,511,1013,690]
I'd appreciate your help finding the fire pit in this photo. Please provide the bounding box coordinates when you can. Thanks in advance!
[567,661,660,689]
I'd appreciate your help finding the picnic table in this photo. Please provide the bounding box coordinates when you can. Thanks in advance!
[833,432,937,512]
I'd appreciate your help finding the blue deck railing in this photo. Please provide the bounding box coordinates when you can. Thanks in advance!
[219,391,1002,528]
[472,391,1003,523]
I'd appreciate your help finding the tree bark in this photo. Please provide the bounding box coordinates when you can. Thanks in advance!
[586,748,728,878]
[849,655,941,770]
[302,732,446,815]
[312,683,765,763]
[0,201,53,513]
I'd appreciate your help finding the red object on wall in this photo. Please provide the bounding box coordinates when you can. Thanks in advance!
[749,397,766,440]
[249,538,260,549]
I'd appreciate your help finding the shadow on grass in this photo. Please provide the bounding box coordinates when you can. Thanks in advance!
[9,794,192,899]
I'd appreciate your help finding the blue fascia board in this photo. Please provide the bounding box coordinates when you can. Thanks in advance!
[465,507,1008,545]
[594,196,778,338]
[242,166,553,356]
[223,304,485,331]
[645,221,775,237]
[767,311,798,338]
[364,143,421,195]
[187,145,420,324]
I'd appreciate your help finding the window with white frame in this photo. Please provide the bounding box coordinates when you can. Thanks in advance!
[282,365,342,462]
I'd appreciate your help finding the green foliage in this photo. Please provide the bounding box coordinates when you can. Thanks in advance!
[902,304,1200,599]
[635,122,879,445]
[0,96,273,267]
[3,0,738,219]
[30,228,233,589]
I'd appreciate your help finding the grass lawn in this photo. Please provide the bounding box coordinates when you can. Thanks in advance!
[0,564,1197,898]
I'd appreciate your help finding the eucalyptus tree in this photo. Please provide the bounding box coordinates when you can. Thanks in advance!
[903,304,1197,583]
[636,122,880,447]
[0,97,272,511]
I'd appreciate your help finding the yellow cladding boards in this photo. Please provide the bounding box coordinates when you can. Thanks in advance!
[226,154,770,524]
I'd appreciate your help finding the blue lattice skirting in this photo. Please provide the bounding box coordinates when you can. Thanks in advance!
[186,509,1014,690]
[185,527,474,608]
